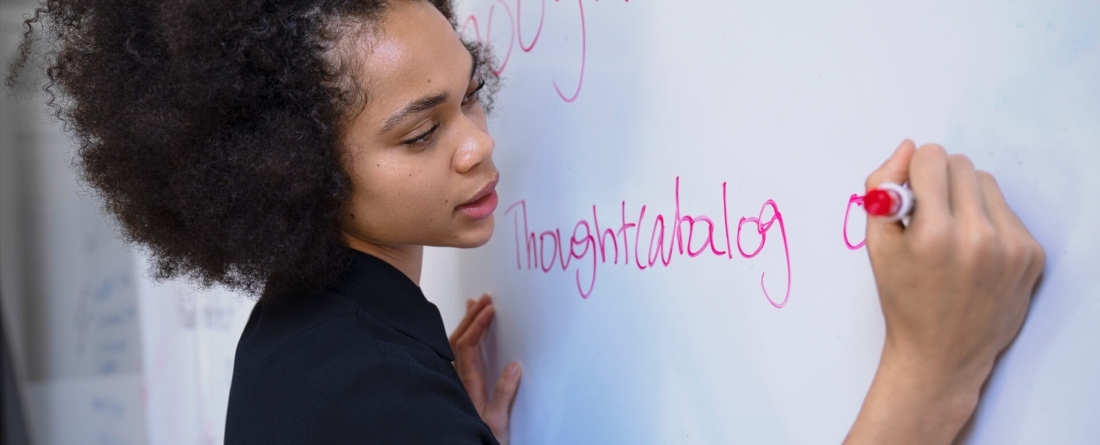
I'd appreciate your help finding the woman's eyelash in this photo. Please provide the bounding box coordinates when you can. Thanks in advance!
[464,78,486,103]
[402,122,440,145]
[401,80,483,145]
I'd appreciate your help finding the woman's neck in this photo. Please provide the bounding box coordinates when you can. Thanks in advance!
[343,236,424,286]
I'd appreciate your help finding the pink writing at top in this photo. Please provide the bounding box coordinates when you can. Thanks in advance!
[504,177,793,308]
[461,0,631,103]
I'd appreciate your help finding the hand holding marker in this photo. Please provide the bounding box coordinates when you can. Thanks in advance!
[863,182,914,221]
[845,140,1045,444]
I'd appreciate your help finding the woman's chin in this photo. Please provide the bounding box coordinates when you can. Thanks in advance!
[447,216,495,248]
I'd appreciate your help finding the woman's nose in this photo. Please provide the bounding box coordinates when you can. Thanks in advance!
[453,118,495,173]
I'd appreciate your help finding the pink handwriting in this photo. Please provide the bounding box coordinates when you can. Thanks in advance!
[462,0,631,102]
[736,200,792,308]
[843,194,866,250]
[504,177,792,307]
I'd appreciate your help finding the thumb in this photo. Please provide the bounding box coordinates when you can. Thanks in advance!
[864,139,916,241]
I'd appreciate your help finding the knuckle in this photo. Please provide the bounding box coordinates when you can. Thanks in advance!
[1001,237,1028,264]
[976,170,997,186]
[1033,239,1047,261]
[948,154,975,171]
[917,143,947,159]
[964,222,999,252]
[1029,238,1047,270]
[1002,239,1038,279]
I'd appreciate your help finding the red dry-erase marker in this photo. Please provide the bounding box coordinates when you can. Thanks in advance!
[864,182,914,221]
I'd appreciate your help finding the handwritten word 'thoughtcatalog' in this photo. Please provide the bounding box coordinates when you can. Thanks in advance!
[504,177,792,307]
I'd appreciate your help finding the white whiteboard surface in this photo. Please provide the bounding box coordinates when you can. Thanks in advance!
[427,0,1100,443]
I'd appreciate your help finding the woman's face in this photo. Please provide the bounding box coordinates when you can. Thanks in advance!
[338,0,498,251]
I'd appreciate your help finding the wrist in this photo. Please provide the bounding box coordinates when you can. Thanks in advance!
[879,344,984,425]
[845,343,989,445]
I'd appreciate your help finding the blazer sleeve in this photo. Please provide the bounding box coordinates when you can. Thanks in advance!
[310,358,499,445]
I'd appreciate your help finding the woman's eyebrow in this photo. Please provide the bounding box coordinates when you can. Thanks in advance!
[378,50,479,136]
[379,91,448,134]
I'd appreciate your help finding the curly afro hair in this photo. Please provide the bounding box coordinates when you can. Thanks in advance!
[8,0,499,299]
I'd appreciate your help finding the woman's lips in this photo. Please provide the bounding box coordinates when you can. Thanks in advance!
[456,189,498,220]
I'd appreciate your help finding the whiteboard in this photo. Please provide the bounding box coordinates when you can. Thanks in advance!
[428,0,1100,443]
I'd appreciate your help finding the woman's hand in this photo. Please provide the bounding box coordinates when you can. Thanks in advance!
[845,140,1045,444]
[449,294,522,445]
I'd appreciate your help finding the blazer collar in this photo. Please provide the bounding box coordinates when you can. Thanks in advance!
[328,249,455,361]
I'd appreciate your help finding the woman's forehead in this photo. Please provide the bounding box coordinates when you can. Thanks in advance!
[353,1,470,115]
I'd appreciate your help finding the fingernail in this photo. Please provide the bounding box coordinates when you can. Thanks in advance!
[507,362,521,377]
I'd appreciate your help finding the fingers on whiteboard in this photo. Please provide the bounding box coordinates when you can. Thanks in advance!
[865,139,916,239]
[465,303,495,345]
[486,362,522,435]
[450,294,492,346]
[452,302,474,344]
[450,295,496,409]
[456,351,488,409]
[456,301,494,364]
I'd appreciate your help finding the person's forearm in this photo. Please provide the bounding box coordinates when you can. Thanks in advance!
[844,344,989,445]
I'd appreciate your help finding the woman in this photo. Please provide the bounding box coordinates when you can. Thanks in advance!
[9,0,1044,443]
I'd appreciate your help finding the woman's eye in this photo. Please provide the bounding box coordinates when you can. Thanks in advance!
[462,78,486,107]
[402,122,440,146]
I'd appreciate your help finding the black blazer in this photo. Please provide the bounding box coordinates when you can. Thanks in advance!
[224,250,498,444]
